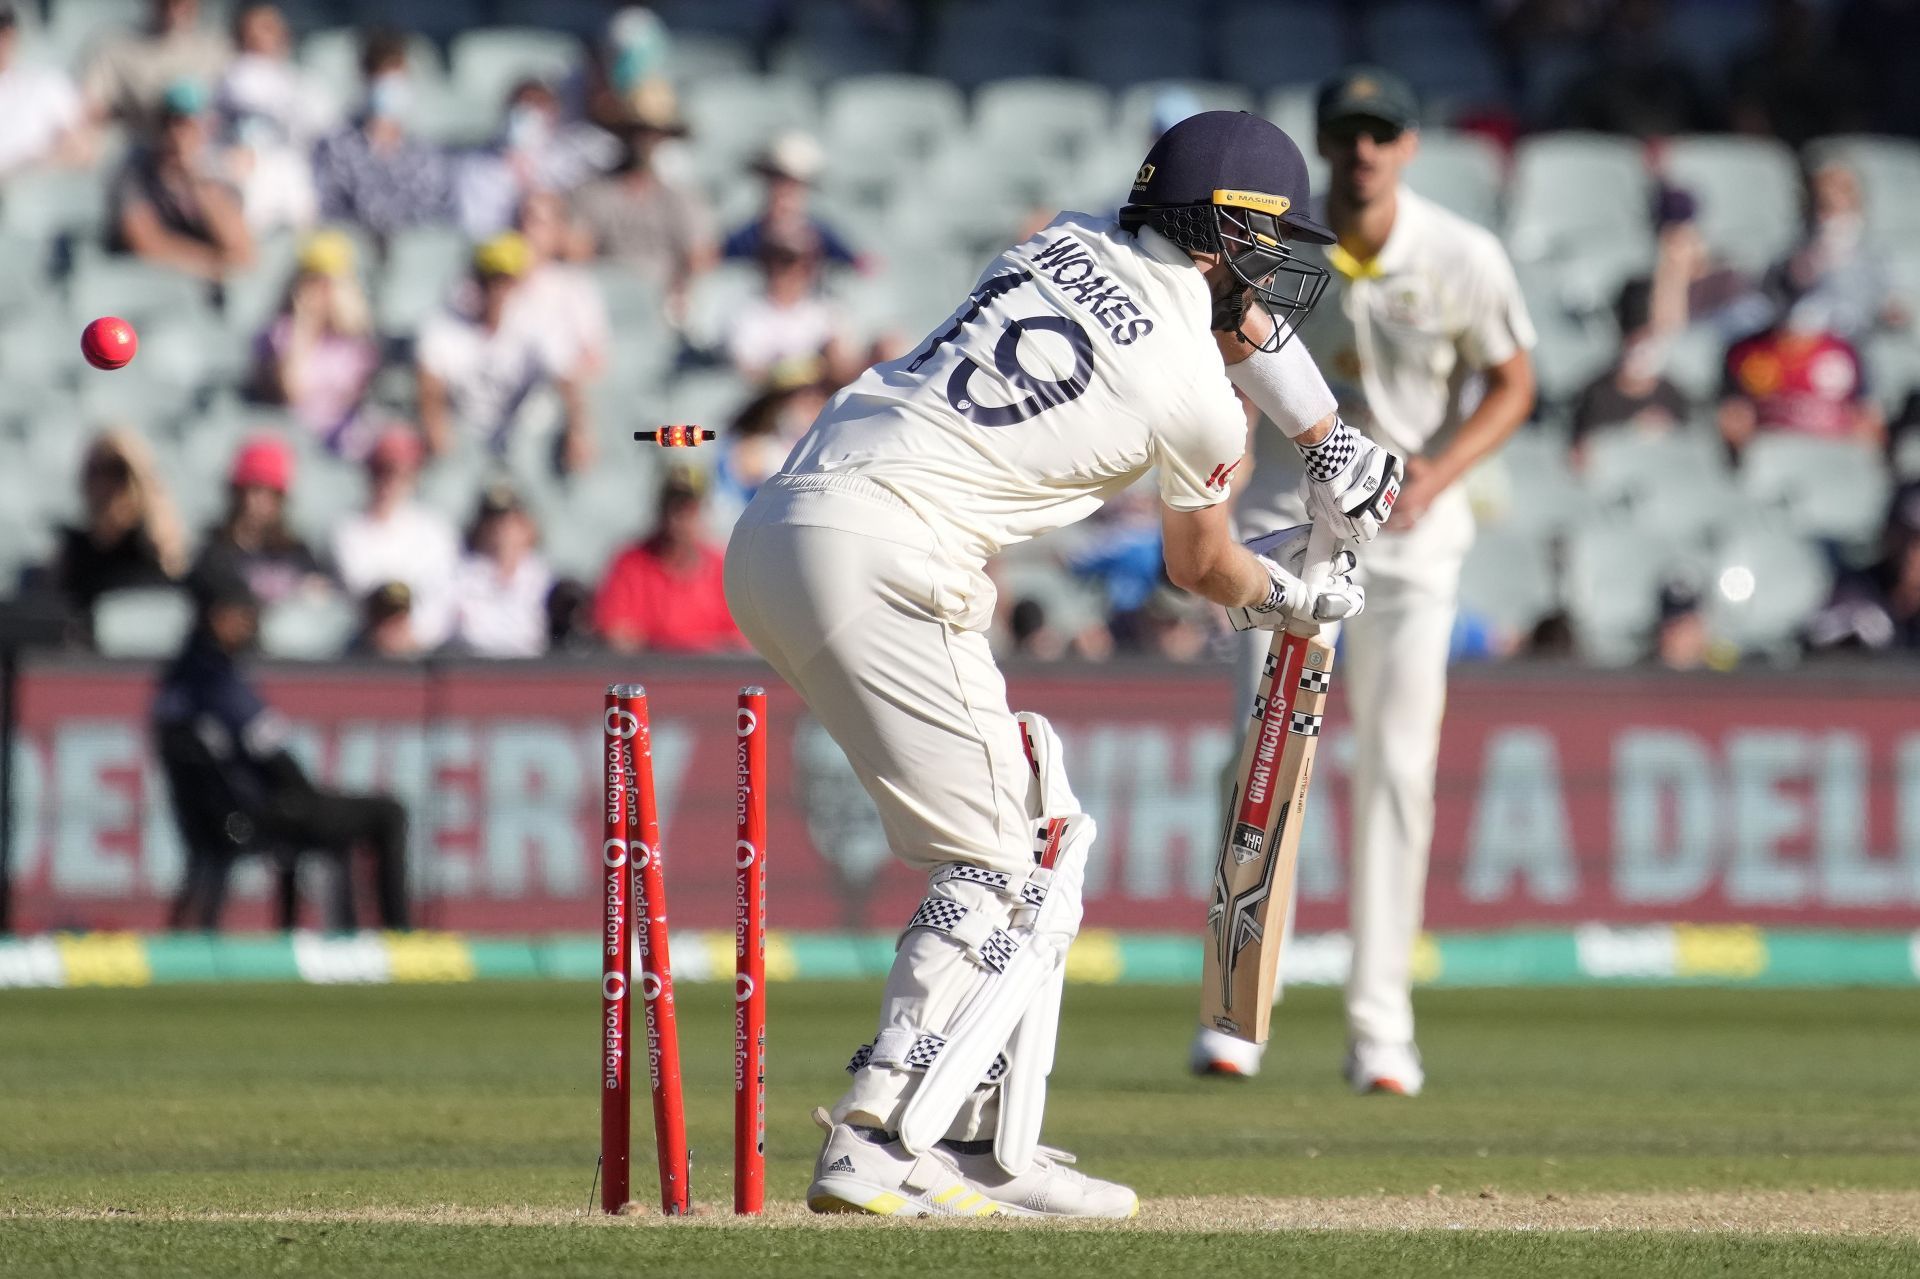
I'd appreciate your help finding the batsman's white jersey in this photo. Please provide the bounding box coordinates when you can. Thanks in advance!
[727,211,1246,1145]
[1237,187,1535,1051]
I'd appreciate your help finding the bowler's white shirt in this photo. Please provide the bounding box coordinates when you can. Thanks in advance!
[1245,187,1535,516]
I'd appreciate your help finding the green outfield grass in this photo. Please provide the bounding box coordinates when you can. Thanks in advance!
[4,981,1918,1277]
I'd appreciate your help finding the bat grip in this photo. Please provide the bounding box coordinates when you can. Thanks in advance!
[1286,522,1345,638]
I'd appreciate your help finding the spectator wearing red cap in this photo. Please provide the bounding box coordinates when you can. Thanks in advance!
[330,427,458,647]
[191,434,327,605]
[595,467,744,654]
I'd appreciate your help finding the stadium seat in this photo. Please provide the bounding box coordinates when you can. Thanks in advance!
[260,593,360,660]
[0,315,87,388]
[377,226,468,332]
[1,167,111,244]
[45,0,148,68]
[1865,332,1920,417]
[1657,324,1727,406]
[1702,520,1831,656]
[1738,435,1893,551]
[93,588,195,659]
[1115,82,1254,144]
[286,453,368,545]
[67,252,220,331]
[1563,521,1681,665]
[1515,262,1619,406]
[1405,129,1503,229]
[78,372,196,437]
[1580,427,1737,545]
[668,32,754,84]
[658,367,751,437]
[822,76,967,171]
[300,28,444,103]
[449,28,580,107]
[973,79,1112,163]
[1662,136,1801,276]
[531,458,659,582]
[1478,426,1590,538]
[1457,525,1558,633]
[1220,5,1347,93]
[1506,133,1653,264]
[1804,135,1920,247]
[140,312,250,392]
[893,148,1039,263]
[682,75,819,172]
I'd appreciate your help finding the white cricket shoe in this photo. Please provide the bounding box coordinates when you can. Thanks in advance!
[1345,1039,1424,1096]
[806,1109,1000,1217]
[940,1141,1140,1219]
[1190,1025,1266,1078]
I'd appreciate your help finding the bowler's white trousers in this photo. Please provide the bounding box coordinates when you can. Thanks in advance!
[724,473,1036,878]
[1238,485,1474,1048]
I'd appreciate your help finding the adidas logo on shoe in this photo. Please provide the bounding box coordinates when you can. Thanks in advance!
[826,1155,856,1174]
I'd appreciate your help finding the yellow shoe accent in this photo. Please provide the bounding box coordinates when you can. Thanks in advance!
[932,1186,965,1206]
[970,1198,1000,1217]
[863,1192,909,1215]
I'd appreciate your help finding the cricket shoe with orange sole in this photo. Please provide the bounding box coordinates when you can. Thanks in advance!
[1345,1039,1424,1096]
[1189,1025,1265,1078]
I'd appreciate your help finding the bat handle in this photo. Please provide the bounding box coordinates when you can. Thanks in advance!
[1286,522,1346,638]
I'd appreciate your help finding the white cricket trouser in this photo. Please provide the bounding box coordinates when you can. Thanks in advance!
[1237,485,1473,1048]
[726,474,1045,1139]
[723,473,1035,878]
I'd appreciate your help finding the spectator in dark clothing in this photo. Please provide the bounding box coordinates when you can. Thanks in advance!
[54,429,188,625]
[1728,0,1867,146]
[1808,481,1920,652]
[191,434,328,606]
[311,27,451,242]
[1555,0,1709,137]
[110,78,254,281]
[722,131,865,271]
[154,564,410,929]
[1570,279,1691,456]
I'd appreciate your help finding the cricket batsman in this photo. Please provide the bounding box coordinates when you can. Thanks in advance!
[725,111,1400,1217]
[1191,68,1537,1094]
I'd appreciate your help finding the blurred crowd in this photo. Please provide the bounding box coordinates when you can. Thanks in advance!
[0,0,1916,667]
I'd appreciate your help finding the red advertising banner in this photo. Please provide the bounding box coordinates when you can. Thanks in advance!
[8,660,1920,934]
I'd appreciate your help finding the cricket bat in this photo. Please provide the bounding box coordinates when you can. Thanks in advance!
[1201,529,1341,1044]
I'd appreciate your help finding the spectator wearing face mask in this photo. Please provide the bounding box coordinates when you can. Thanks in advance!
[110,79,255,281]
[312,27,452,243]
[1769,161,1908,342]
[1570,279,1692,457]
[455,78,618,239]
[82,0,231,132]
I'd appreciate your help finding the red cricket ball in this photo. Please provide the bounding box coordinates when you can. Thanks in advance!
[81,316,139,371]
